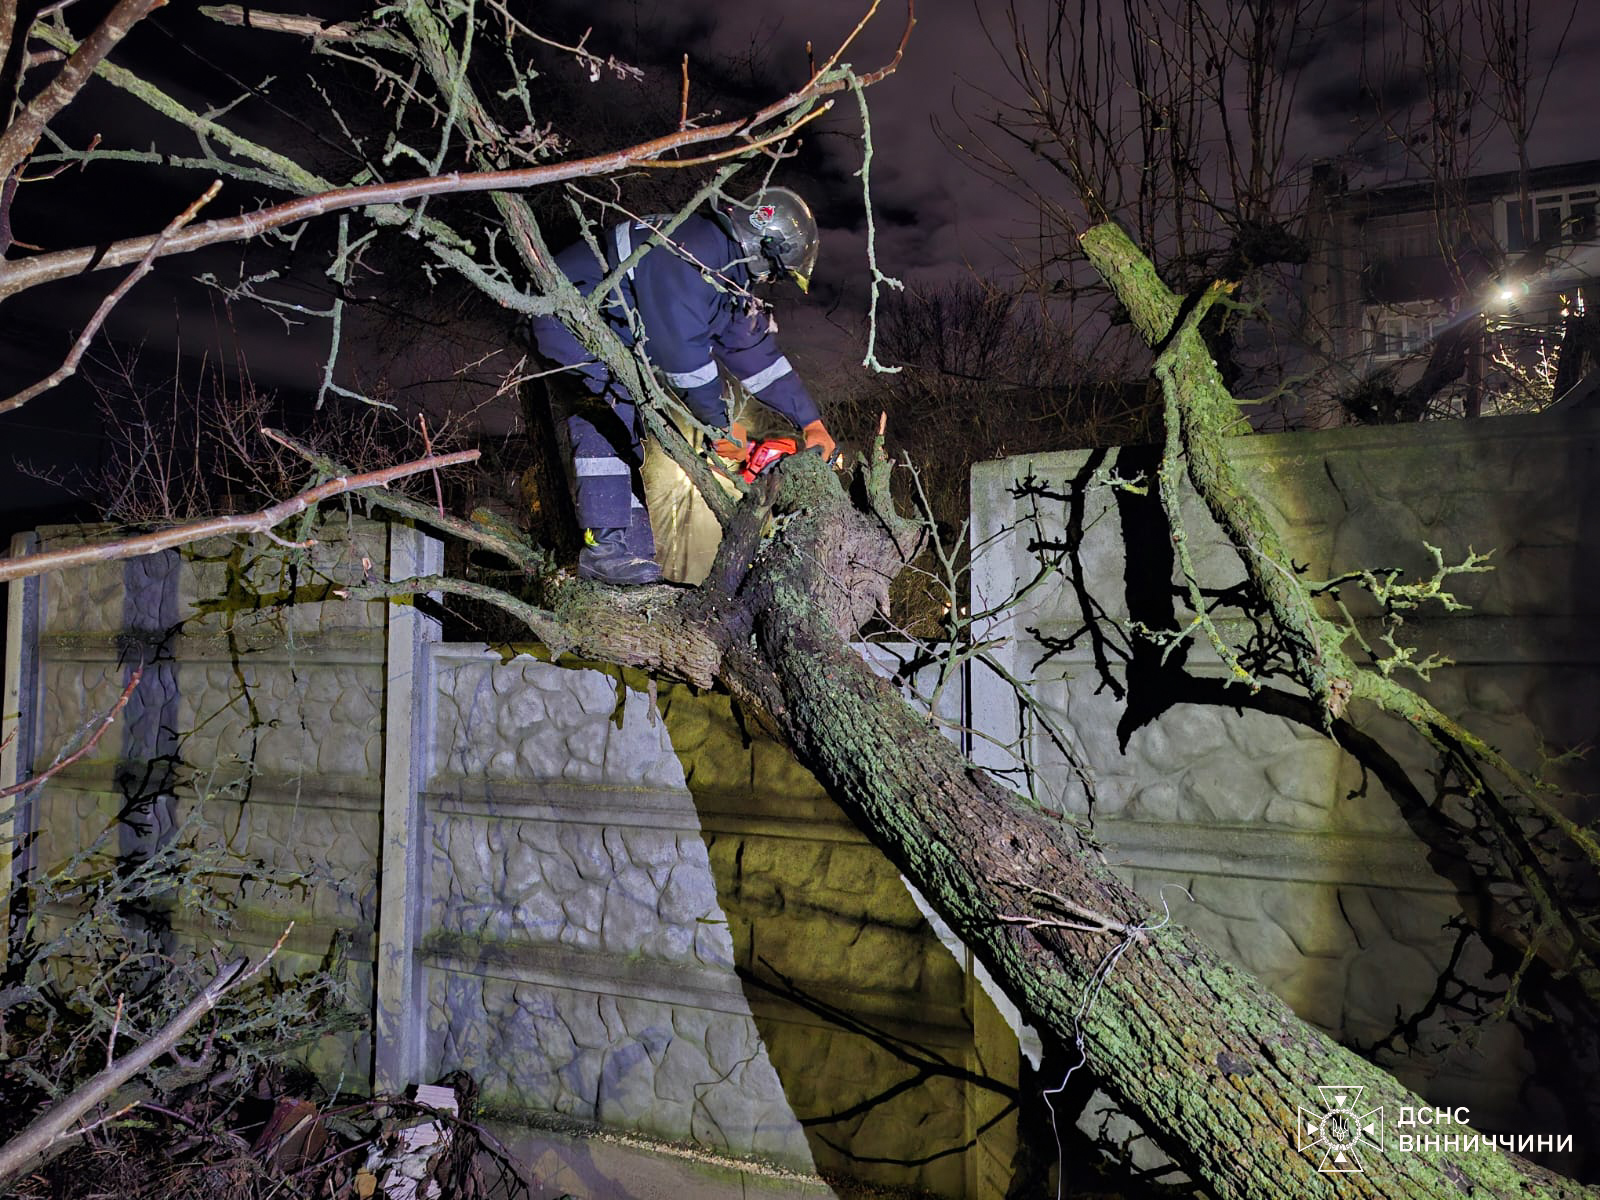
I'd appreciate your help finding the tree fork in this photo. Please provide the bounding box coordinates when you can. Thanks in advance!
[700,450,1591,1199]
[1080,220,1600,1009]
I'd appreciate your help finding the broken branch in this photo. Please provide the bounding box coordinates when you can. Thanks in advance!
[0,441,480,583]
[0,926,292,1186]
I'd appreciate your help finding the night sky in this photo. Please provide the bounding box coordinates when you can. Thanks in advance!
[2,0,1599,528]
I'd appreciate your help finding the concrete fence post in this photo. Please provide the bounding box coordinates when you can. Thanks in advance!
[374,524,443,1093]
[1,533,41,964]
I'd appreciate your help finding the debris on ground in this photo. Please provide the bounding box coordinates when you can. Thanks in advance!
[4,1067,534,1199]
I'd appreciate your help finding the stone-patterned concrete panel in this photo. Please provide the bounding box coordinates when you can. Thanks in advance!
[426,970,810,1164]
[706,832,963,1000]
[433,657,686,791]
[759,1016,968,1198]
[31,527,138,636]
[430,813,735,969]
[35,660,131,768]
[1022,671,1379,830]
[177,527,389,641]
[978,420,1600,636]
[189,794,381,926]
[27,785,124,876]
[657,690,757,796]
[176,660,383,780]
[161,928,374,1088]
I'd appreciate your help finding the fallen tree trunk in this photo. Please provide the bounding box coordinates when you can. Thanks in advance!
[328,276,1590,1194]
[658,448,1588,1199]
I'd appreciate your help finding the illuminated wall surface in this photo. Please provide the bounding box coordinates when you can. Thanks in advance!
[1,520,1016,1199]
[5,408,1597,1196]
[971,408,1600,1155]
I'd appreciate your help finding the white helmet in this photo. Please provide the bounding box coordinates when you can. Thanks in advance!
[721,187,820,293]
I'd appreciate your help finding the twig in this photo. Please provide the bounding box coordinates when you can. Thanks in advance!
[811,0,881,82]
[849,72,903,373]
[678,54,689,131]
[857,0,915,86]
[1003,880,1136,936]
[418,414,445,517]
[0,667,142,799]
[996,912,1128,935]
[0,180,222,412]
[636,102,832,169]
[52,1102,137,1145]
[1,1,914,307]
[105,995,124,1071]
[0,925,294,1186]
[0,440,480,584]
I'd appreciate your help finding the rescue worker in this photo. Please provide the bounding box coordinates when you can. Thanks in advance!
[526,187,836,585]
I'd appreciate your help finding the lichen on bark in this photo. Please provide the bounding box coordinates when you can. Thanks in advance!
[1080,220,1600,1022]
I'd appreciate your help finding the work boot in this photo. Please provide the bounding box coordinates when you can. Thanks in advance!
[578,527,663,585]
[624,507,658,562]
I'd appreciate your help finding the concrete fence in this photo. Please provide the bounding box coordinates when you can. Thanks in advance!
[1,518,1018,1200]
[4,408,1598,1192]
[969,409,1600,1158]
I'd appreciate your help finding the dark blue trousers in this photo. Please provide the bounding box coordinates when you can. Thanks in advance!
[528,313,647,532]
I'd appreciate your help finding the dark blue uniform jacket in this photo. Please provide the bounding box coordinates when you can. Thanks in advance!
[529,213,821,431]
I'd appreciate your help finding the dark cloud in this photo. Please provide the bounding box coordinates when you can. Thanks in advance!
[9,0,1600,485]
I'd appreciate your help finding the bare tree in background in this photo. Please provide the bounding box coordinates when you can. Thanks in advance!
[0,3,1595,1196]
[961,0,1589,425]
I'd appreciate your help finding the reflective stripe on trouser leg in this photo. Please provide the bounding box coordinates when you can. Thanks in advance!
[572,456,633,530]
[567,390,643,532]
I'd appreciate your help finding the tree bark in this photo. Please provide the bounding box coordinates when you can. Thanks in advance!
[504,442,1591,1198]
[727,461,1589,1197]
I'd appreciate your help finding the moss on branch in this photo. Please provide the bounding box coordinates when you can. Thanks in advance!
[1080,219,1600,1014]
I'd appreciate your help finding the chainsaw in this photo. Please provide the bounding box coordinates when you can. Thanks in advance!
[739,436,799,483]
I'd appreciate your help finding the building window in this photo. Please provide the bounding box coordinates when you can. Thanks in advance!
[1365,304,1441,359]
[1502,188,1599,252]
[1362,220,1435,262]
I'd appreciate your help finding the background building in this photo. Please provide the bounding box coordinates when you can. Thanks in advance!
[1300,159,1600,424]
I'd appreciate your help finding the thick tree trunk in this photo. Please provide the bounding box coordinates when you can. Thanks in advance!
[321,243,1592,1194]
[326,284,1592,1198]
[658,450,1589,1199]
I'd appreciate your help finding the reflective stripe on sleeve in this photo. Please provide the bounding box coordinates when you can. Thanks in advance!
[740,355,793,395]
[574,457,632,477]
[665,362,719,389]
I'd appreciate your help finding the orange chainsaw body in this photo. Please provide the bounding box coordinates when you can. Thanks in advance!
[741,437,798,483]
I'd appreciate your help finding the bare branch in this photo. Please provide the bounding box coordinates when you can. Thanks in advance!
[265,428,546,572]
[0,0,163,180]
[0,927,292,1186]
[195,5,410,51]
[0,2,913,305]
[0,180,221,414]
[0,667,141,800]
[0,442,480,584]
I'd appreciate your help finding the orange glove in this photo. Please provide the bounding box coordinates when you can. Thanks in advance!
[801,419,836,463]
[713,421,749,463]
